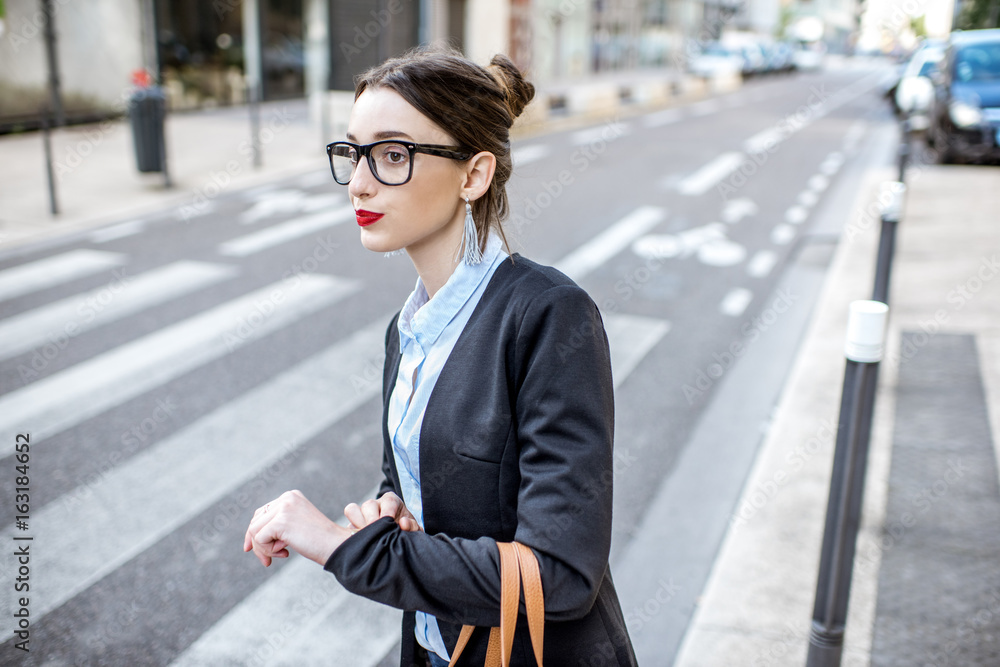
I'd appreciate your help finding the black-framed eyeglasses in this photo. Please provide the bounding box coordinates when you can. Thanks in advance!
[325,140,473,186]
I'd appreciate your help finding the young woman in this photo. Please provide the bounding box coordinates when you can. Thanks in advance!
[244,44,638,667]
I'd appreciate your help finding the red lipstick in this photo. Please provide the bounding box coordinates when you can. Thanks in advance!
[356,209,384,226]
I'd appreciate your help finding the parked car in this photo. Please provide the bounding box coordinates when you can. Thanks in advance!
[895,46,945,129]
[792,41,825,71]
[927,29,1000,163]
[687,42,744,79]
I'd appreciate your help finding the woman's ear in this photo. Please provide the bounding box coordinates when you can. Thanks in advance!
[462,151,497,201]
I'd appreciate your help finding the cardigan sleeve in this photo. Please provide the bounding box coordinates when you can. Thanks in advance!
[324,284,615,626]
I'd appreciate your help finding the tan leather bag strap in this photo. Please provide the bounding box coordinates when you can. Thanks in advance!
[447,542,544,667]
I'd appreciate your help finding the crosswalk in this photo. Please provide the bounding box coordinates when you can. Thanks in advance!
[0,202,673,664]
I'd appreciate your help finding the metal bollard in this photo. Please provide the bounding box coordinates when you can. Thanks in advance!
[806,301,889,667]
[872,183,906,305]
[898,118,911,183]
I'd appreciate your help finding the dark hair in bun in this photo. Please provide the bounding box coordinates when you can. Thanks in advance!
[353,44,536,257]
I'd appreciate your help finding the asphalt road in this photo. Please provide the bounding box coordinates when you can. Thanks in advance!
[0,58,899,666]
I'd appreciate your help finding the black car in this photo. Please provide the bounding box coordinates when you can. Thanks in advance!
[927,29,1000,163]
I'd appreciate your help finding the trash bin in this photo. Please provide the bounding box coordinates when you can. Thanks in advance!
[128,86,166,173]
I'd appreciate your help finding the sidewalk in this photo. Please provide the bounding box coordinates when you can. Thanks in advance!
[0,67,711,255]
[673,164,1000,665]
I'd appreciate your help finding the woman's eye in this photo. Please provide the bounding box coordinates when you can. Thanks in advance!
[386,151,405,163]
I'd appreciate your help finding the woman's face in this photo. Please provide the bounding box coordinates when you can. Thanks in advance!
[346,87,469,257]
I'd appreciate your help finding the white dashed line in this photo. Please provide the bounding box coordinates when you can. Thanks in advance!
[785,206,808,224]
[512,144,552,167]
[643,108,684,128]
[798,191,819,208]
[746,250,778,278]
[677,152,744,196]
[808,174,830,192]
[720,288,754,317]
[771,224,796,245]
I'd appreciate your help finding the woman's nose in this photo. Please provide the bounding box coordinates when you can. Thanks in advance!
[348,157,378,199]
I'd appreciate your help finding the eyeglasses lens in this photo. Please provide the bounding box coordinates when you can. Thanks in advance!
[330,143,411,185]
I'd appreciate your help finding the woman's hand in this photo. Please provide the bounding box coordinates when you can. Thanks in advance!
[243,490,352,567]
[344,492,423,533]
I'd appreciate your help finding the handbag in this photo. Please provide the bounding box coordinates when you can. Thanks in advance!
[447,541,545,667]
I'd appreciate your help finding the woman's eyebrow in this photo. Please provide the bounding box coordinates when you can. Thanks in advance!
[345,130,415,141]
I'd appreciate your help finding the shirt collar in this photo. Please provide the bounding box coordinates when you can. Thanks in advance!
[397,231,505,352]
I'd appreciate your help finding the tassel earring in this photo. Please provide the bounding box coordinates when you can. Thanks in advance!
[457,195,483,265]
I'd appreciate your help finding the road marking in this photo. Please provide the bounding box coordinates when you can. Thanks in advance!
[677,152,744,196]
[0,249,126,302]
[512,144,552,166]
[771,224,797,245]
[743,127,785,154]
[721,198,758,224]
[554,206,666,282]
[170,310,668,666]
[219,207,355,257]
[643,108,683,128]
[570,121,630,146]
[819,152,844,175]
[808,174,829,192]
[798,191,819,208]
[632,224,746,267]
[0,274,359,441]
[785,206,808,224]
[0,315,392,635]
[720,288,753,317]
[89,220,146,243]
[689,100,721,117]
[0,261,238,362]
[747,250,778,278]
[239,190,346,225]
[604,313,672,387]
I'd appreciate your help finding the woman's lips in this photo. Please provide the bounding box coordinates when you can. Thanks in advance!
[356,210,384,226]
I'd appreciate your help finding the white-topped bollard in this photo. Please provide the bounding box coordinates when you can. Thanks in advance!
[873,183,906,305]
[807,299,890,667]
[845,300,889,363]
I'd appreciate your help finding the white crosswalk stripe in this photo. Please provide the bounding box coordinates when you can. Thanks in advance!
[0,316,392,640]
[219,207,354,257]
[0,249,126,302]
[554,206,667,282]
[0,273,359,441]
[0,261,237,362]
[0,210,673,664]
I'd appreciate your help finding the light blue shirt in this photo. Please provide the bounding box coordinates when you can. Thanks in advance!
[387,231,509,660]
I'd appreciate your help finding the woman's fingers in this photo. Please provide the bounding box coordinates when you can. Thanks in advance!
[344,502,365,530]
[360,498,382,525]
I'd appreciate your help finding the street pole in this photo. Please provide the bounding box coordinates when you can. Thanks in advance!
[872,183,905,305]
[41,105,58,216]
[806,300,889,667]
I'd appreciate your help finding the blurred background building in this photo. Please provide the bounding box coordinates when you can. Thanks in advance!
[0,0,983,133]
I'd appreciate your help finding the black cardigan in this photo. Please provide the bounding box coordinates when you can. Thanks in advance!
[325,253,638,666]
